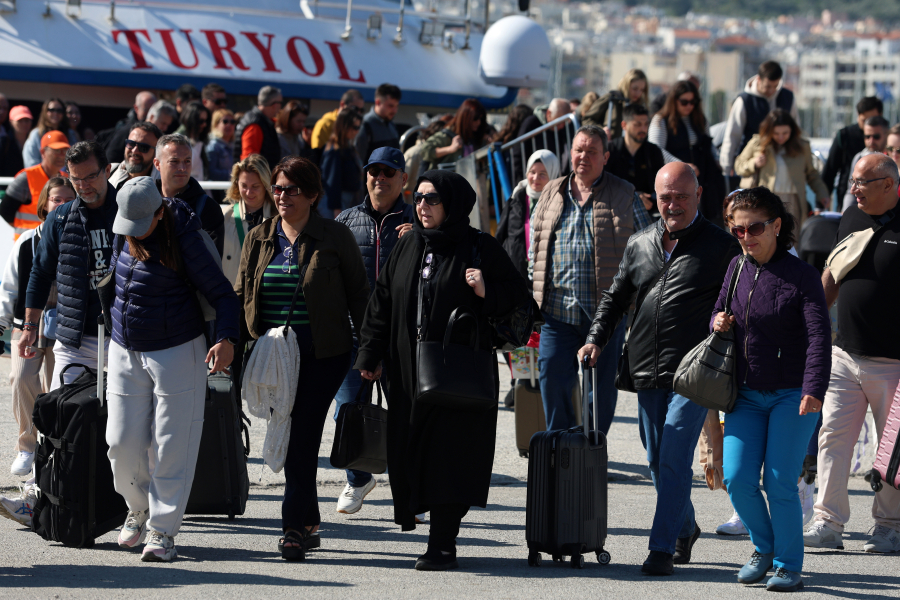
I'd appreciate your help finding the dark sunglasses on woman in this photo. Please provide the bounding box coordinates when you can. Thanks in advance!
[731,217,777,239]
[678,98,698,107]
[368,165,397,178]
[125,139,154,153]
[414,192,442,206]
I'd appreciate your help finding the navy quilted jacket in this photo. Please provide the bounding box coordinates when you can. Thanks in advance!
[711,249,831,400]
[110,198,240,352]
[335,195,416,293]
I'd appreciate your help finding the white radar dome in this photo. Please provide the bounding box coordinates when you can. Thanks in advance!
[479,15,550,88]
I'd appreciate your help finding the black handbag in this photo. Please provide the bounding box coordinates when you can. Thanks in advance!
[330,379,388,474]
[415,273,497,411]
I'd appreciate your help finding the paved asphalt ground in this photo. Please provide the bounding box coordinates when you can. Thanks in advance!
[0,356,893,599]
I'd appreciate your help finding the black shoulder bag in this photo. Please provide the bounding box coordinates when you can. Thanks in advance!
[330,379,388,474]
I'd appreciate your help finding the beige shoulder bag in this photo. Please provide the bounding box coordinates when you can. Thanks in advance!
[825,210,895,283]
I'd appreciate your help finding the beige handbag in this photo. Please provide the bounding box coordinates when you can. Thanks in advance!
[826,210,895,283]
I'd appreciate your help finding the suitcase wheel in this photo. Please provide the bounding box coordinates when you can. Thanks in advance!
[570,554,584,569]
[597,550,611,565]
[552,553,563,563]
[527,551,542,567]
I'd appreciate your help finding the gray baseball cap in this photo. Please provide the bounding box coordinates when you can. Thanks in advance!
[113,176,163,237]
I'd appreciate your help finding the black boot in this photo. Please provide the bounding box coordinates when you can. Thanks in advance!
[415,545,459,571]
[641,550,674,575]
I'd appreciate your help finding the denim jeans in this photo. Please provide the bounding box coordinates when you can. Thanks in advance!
[333,341,374,488]
[637,388,707,555]
[538,311,626,433]
[724,387,819,572]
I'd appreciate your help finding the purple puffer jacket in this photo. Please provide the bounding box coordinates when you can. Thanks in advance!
[710,249,831,400]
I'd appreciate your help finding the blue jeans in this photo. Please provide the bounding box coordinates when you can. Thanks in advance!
[724,387,818,573]
[333,342,374,488]
[538,311,626,433]
[637,388,707,554]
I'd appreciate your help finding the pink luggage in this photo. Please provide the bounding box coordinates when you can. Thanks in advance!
[865,384,900,491]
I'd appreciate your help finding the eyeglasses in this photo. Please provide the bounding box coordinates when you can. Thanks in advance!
[215,99,228,107]
[848,176,888,189]
[267,101,283,108]
[414,192,442,206]
[678,98,698,107]
[69,169,103,185]
[368,165,397,178]
[887,146,900,154]
[731,217,777,239]
[125,139,154,153]
[422,253,434,280]
[282,245,295,273]
[46,107,65,114]
[221,119,236,125]
[865,134,882,140]
[271,184,302,197]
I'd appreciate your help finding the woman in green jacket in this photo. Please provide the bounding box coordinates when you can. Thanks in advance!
[419,99,491,169]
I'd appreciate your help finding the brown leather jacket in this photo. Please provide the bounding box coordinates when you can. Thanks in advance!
[532,172,635,310]
[235,211,370,359]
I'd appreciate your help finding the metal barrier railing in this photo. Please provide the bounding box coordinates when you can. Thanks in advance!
[0,177,230,190]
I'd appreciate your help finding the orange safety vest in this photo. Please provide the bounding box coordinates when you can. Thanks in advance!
[13,165,59,240]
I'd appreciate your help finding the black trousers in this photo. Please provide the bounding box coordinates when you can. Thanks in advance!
[428,503,469,550]
[282,351,351,532]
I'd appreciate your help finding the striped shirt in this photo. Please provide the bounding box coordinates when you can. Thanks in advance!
[259,223,313,352]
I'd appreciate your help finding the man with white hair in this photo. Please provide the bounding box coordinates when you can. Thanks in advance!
[578,162,740,575]
[805,153,900,554]
[512,97,573,181]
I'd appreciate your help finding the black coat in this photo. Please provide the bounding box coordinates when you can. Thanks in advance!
[661,121,726,229]
[354,170,530,530]
[494,185,533,280]
[822,124,865,202]
[605,137,665,195]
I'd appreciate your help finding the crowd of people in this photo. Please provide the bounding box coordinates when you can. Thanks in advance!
[0,59,897,584]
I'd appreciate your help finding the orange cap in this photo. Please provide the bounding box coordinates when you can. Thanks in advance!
[41,131,71,150]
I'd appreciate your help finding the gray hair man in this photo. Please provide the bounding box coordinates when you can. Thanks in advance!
[234,86,284,169]
[805,153,900,553]
[578,162,740,575]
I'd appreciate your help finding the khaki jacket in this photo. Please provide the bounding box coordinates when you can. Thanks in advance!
[221,200,276,286]
[734,135,829,201]
[532,173,635,310]
[235,211,370,359]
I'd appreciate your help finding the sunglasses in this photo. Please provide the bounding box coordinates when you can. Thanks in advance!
[422,253,434,280]
[368,165,397,178]
[125,139,154,153]
[414,192,442,206]
[731,217,777,239]
[46,107,65,114]
[865,134,882,140]
[271,184,302,197]
[678,98,698,107]
[887,146,900,154]
[215,98,228,106]
[221,119,236,125]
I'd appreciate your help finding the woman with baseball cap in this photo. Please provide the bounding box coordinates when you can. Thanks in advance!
[104,176,240,562]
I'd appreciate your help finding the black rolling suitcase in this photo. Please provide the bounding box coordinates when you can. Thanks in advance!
[31,319,128,547]
[525,357,610,569]
[184,371,251,519]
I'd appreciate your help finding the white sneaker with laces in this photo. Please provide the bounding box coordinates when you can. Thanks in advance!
[798,478,815,526]
[10,451,34,476]
[142,530,177,562]
[336,478,376,514]
[864,525,900,553]
[0,483,36,527]
[716,509,748,536]
[803,521,844,549]
[415,513,427,524]
[118,509,149,548]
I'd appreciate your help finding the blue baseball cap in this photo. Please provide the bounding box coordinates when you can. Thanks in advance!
[364,146,405,172]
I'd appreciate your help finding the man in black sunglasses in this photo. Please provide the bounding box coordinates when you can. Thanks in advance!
[201,83,227,114]
[842,115,890,211]
[109,122,163,190]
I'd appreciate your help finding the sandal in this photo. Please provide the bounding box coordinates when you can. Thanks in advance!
[278,530,306,561]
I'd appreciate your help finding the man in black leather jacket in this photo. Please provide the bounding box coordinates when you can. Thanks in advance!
[578,163,740,576]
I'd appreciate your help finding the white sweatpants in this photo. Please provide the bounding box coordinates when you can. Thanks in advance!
[106,335,207,536]
[50,335,110,391]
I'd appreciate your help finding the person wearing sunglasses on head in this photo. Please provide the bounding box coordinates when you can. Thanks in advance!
[109,122,163,190]
[330,146,415,516]
[354,170,529,571]
[735,109,830,229]
[649,80,726,227]
[711,187,830,592]
[235,156,369,561]
[206,109,237,183]
[841,115,891,212]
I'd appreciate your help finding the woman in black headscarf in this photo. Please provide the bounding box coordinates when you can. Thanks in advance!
[355,170,529,571]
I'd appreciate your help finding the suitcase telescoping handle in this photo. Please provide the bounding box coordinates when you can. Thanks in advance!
[97,315,105,407]
[581,356,599,446]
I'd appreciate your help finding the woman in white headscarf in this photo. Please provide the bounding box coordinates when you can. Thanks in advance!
[495,149,561,280]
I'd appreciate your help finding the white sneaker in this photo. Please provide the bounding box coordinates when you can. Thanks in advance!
[142,530,177,562]
[0,483,36,527]
[336,479,376,514]
[803,521,844,549]
[798,479,815,527]
[118,509,149,548]
[864,525,900,553]
[716,509,748,536]
[415,513,427,524]
[10,451,34,476]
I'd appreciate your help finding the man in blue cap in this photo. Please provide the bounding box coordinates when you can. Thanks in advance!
[333,146,416,514]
